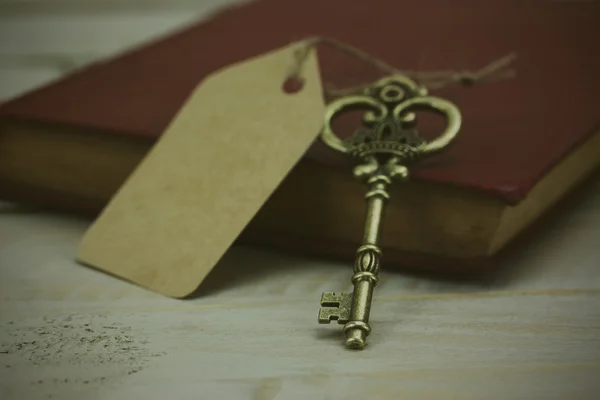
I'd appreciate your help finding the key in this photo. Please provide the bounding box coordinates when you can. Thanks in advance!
[317,75,462,349]
[318,292,352,324]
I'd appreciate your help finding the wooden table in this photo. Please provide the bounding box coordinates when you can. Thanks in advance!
[1,175,599,399]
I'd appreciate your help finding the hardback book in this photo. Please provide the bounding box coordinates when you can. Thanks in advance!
[1,0,599,274]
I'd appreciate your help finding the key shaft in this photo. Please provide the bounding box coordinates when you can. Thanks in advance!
[343,174,388,349]
[318,172,390,349]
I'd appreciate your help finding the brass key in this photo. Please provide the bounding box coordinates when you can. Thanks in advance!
[317,75,462,349]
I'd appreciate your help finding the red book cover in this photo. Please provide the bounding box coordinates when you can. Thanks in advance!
[0,0,599,274]
[0,0,598,205]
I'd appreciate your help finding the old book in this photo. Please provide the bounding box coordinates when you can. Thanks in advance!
[1,0,599,273]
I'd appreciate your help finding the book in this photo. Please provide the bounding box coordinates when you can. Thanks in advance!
[1,0,599,274]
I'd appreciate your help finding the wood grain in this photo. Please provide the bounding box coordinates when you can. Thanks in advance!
[1,176,599,399]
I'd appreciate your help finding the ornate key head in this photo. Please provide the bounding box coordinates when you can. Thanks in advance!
[321,75,462,181]
[317,74,463,350]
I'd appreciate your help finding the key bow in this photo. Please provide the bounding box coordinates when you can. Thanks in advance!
[321,75,462,163]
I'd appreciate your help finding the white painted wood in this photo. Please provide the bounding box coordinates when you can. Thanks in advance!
[0,0,245,99]
[0,13,203,56]
[0,0,249,14]
[0,53,100,74]
[1,176,599,399]
[0,67,63,99]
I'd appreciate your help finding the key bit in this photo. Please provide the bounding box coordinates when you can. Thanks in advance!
[317,75,462,349]
[318,292,352,324]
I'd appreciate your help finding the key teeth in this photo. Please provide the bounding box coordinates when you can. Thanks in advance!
[318,291,352,324]
[319,291,336,305]
[320,291,352,306]
[318,308,351,325]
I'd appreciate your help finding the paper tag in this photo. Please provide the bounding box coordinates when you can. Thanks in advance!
[76,41,325,298]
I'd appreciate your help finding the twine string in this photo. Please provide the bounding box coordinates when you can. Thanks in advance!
[289,36,517,97]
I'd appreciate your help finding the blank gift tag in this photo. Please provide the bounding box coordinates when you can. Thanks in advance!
[76,41,325,298]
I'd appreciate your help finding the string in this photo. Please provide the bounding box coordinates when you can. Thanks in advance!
[289,36,517,96]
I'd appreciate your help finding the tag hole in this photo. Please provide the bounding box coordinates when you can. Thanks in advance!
[282,75,304,94]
